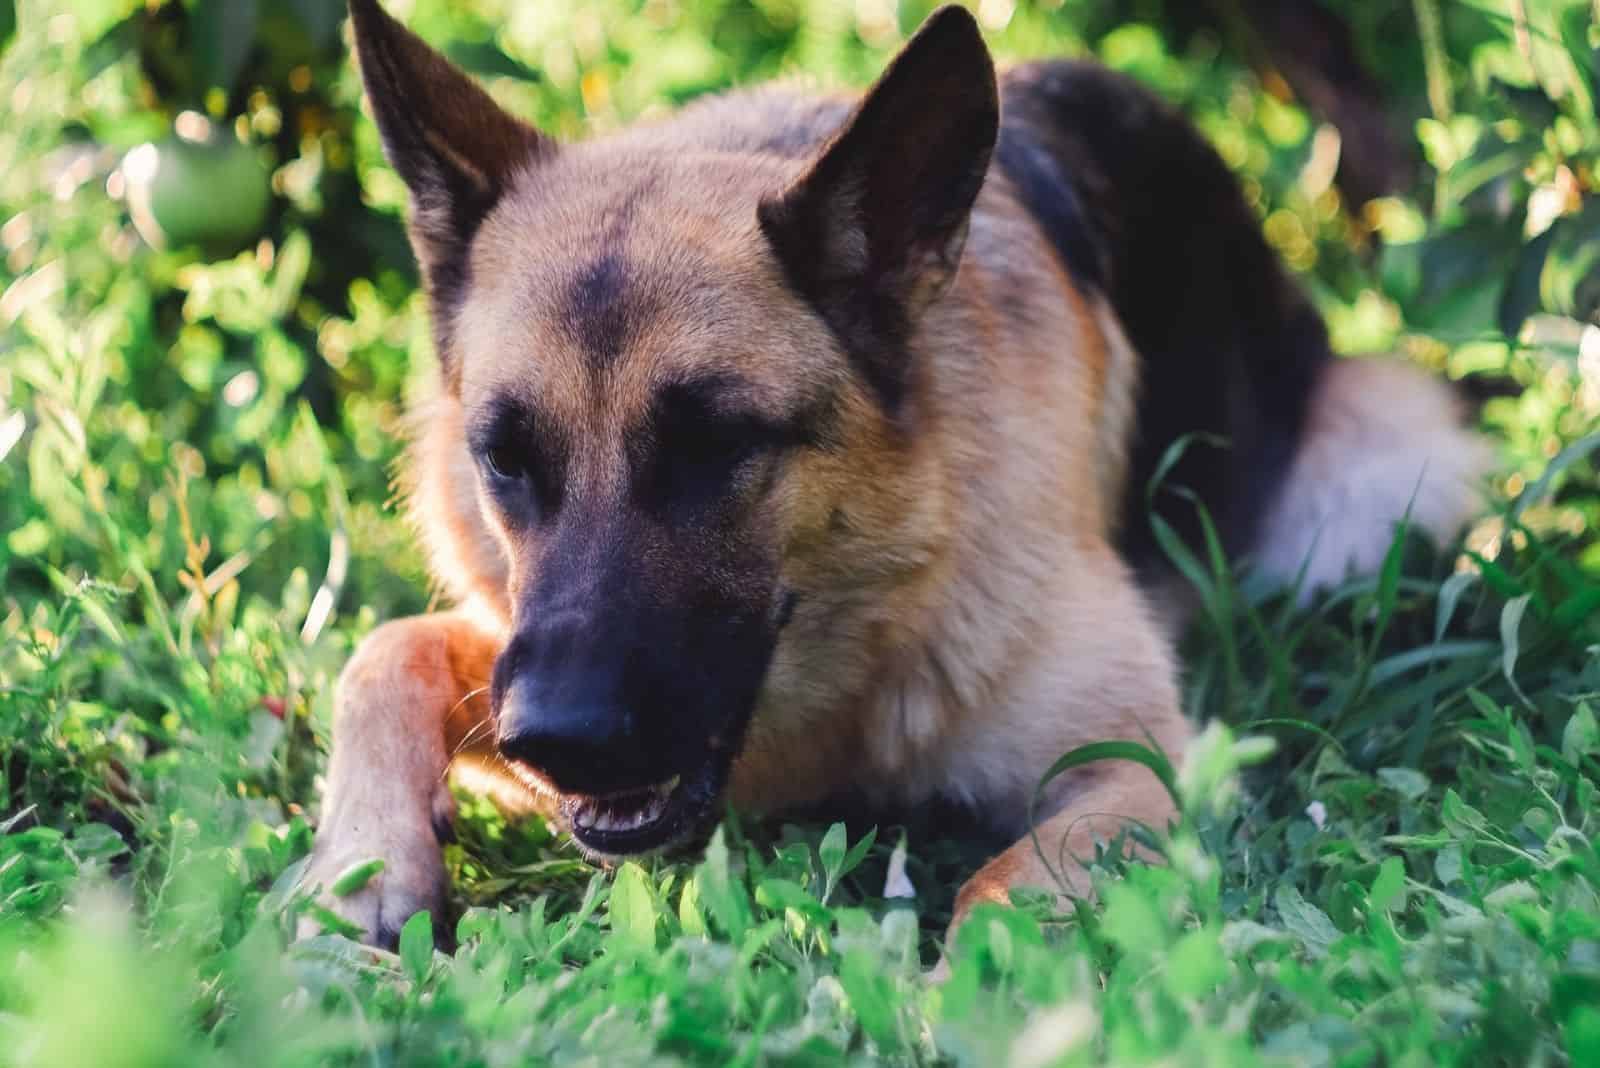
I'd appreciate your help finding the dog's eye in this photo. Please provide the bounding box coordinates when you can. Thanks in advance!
[677,420,761,469]
[469,401,565,523]
[478,442,554,522]
[483,445,523,481]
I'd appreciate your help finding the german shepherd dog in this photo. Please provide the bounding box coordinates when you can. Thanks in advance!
[304,0,1488,948]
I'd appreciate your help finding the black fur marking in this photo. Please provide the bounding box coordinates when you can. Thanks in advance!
[774,589,799,629]
[555,181,659,365]
[993,130,1106,292]
[629,375,836,523]
[999,61,1330,568]
[561,253,634,363]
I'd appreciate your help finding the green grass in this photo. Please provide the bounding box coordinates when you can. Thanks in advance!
[3,1,1600,1064]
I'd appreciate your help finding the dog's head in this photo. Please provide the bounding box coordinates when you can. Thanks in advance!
[349,0,997,855]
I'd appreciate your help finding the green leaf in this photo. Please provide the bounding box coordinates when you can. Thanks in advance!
[818,822,847,892]
[1500,594,1533,704]
[1373,519,1408,640]
[608,862,658,952]
[694,828,750,941]
[1435,845,1465,886]
[1144,431,1229,506]
[1408,221,1521,333]
[1377,767,1431,801]
[1564,1007,1600,1068]
[1465,688,1504,722]
[260,857,312,916]
[1560,5,1600,128]
[1434,571,1477,642]
[1102,882,1168,960]
[1149,512,1215,604]
[1274,884,1340,956]
[1562,703,1599,762]
[67,824,129,864]
[304,903,365,940]
[1165,927,1226,997]
[756,878,823,919]
[329,858,384,898]
[838,951,900,1051]
[1370,857,1406,913]
[840,828,877,885]
[1509,720,1537,772]
[0,0,14,51]
[677,876,706,938]
[398,911,432,984]
[1442,788,1490,836]
[46,568,125,646]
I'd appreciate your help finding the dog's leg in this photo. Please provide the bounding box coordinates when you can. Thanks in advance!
[945,552,1189,941]
[949,761,1182,924]
[297,611,504,947]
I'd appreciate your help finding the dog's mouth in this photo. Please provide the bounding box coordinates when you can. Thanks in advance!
[557,757,722,856]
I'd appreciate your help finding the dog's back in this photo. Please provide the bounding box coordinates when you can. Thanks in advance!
[995,62,1487,590]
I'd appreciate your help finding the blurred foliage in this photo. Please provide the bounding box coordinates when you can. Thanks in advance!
[1,0,1598,1065]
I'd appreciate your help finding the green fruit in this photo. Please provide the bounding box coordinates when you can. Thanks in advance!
[123,134,272,253]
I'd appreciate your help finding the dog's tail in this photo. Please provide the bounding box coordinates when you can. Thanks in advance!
[1249,358,1494,597]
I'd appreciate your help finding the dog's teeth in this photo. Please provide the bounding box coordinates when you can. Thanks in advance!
[575,782,677,837]
[575,801,598,831]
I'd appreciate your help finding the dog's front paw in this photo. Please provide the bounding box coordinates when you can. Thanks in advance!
[295,787,456,949]
[296,834,448,949]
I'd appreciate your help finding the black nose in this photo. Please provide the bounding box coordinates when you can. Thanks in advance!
[496,677,656,796]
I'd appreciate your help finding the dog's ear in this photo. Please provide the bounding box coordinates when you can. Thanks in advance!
[758,5,998,413]
[347,0,551,374]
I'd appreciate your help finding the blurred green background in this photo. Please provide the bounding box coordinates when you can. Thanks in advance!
[2,1,1599,1065]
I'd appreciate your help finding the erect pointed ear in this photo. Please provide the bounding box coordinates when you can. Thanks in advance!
[758,5,998,413]
[347,0,552,376]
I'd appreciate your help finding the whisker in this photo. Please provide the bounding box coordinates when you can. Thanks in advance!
[452,719,494,758]
[444,687,494,766]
